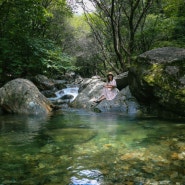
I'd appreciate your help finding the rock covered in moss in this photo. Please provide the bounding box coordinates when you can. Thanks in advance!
[129,47,185,117]
[0,78,54,115]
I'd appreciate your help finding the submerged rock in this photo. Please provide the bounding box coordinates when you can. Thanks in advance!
[0,78,54,115]
[129,47,185,117]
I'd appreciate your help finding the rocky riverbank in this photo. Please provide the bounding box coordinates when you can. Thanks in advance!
[0,47,184,119]
[71,47,185,119]
[70,75,142,115]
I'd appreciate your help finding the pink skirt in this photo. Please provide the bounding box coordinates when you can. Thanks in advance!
[102,87,118,100]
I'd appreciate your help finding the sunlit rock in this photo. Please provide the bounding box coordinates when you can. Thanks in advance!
[171,152,185,160]
[71,77,104,108]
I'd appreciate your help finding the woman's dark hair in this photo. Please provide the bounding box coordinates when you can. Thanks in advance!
[107,74,113,82]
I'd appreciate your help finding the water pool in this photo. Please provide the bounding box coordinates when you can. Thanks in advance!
[0,109,185,185]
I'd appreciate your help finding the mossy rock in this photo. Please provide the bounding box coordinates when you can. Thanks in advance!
[129,47,185,117]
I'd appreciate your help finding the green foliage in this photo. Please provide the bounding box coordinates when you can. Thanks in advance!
[151,0,185,48]
[24,37,77,77]
[42,48,77,77]
[0,0,75,83]
[78,0,185,76]
[163,0,184,17]
[64,15,101,77]
[1,0,185,81]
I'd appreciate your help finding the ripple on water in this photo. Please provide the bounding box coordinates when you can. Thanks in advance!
[70,169,103,185]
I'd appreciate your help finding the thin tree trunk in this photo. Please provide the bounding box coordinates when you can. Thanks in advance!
[110,0,126,71]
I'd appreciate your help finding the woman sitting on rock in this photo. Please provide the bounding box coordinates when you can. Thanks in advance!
[94,72,119,103]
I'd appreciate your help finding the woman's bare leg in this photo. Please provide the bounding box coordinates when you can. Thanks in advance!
[98,95,106,101]
[94,95,106,103]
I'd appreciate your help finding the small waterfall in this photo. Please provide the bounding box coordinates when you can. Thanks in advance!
[48,86,79,103]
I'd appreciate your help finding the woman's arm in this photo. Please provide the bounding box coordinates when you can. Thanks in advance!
[105,84,115,88]
[104,80,117,89]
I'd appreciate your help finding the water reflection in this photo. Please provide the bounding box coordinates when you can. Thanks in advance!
[0,114,51,148]
[70,169,103,185]
[0,114,50,133]
[0,110,185,185]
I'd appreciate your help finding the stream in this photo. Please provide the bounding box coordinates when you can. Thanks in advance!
[0,109,185,185]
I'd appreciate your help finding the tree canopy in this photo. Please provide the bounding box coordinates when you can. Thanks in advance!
[0,0,185,82]
[79,0,185,75]
[0,0,75,83]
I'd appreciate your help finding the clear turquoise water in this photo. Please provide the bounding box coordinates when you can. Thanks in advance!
[0,109,185,185]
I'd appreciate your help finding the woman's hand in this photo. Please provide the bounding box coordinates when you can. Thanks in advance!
[104,85,114,89]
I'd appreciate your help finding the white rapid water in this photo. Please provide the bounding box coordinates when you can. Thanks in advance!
[48,86,79,103]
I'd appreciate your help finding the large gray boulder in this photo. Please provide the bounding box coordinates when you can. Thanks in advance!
[0,78,54,115]
[95,86,141,114]
[129,47,185,117]
[71,77,141,114]
[71,77,105,109]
